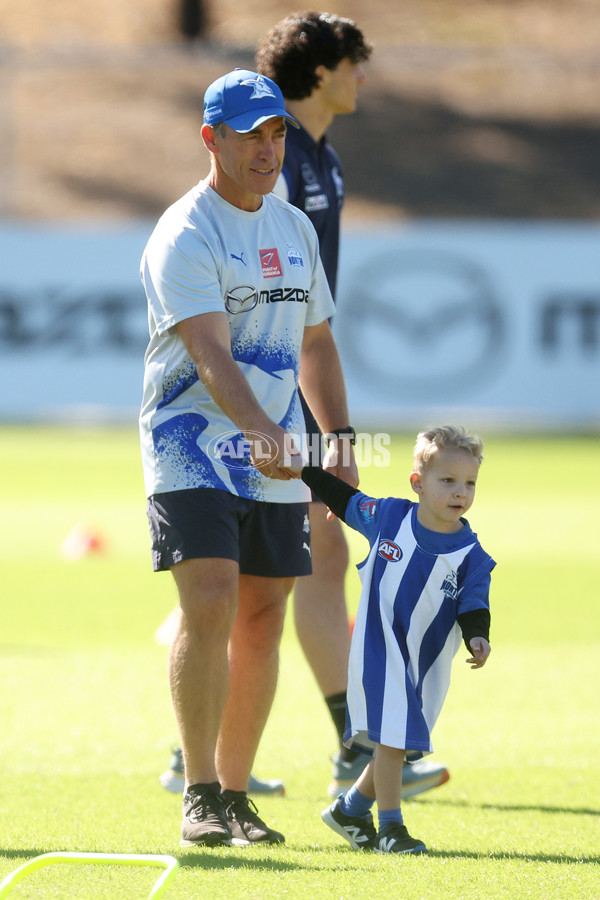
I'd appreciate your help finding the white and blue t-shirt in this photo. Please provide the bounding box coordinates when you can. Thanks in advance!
[139,181,335,502]
[344,493,495,755]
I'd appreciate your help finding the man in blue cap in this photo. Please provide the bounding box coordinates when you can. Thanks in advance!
[140,69,358,847]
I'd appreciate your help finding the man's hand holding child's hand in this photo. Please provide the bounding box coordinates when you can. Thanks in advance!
[278,455,304,478]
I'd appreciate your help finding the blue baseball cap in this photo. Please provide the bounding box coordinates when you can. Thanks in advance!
[203,69,299,133]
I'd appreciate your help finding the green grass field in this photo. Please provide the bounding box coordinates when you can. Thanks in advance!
[1,426,599,898]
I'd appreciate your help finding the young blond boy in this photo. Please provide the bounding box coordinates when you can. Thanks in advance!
[284,425,493,853]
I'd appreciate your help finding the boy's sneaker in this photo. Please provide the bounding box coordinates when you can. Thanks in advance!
[321,797,377,850]
[160,747,285,796]
[180,783,232,847]
[375,823,428,855]
[222,790,285,846]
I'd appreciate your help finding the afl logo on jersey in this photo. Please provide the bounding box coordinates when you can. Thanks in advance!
[377,540,403,562]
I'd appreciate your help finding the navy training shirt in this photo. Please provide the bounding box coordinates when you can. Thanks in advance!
[278,123,344,299]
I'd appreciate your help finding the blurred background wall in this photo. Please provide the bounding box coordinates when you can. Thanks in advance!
[1,0,599,427]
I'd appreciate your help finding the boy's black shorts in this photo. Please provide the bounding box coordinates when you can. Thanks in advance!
[147,487,311,577]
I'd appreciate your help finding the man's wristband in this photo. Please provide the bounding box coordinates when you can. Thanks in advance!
[325,426,356,446]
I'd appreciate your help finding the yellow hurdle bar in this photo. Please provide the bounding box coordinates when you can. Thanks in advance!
[0,852,180,899]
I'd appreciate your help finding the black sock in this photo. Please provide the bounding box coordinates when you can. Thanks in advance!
[325,691,360,763]
[221,788,246,802]
[186,780,221,796]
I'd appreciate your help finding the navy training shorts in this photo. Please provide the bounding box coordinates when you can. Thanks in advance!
[147,487,312,577]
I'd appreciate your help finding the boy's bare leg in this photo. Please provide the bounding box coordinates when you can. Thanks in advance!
[372,745,405,810]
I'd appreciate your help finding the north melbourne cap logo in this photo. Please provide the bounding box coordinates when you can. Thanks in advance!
[243,76,277,101]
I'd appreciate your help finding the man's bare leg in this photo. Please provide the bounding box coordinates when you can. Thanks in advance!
[294,503,350,697]
[217,574,293,790]
[294,503,358,795]
[170,557,238,787]
[215,573,292,845]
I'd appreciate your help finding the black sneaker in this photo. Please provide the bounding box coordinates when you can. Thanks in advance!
[375,823,427,855]
[321,797,377,850]
[180,782,232,847]
[222,790,285,846]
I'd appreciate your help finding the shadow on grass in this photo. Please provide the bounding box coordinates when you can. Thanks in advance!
[0,849,48,860]
[178,849,304,871]
[421,797,600,817]
[177,845,600,869]
[1,847,306,873]
[426,849,600,865]
[4,845,598,871]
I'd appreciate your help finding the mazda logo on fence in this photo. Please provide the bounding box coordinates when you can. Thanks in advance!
[338,250,506,399]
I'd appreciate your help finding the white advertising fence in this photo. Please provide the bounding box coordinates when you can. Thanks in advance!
[336,222,600,431]
[0,221,598,429]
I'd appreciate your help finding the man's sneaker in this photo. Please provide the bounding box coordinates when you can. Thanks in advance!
[248,773,286,796]
[180,783,232,847]
[321,797,377,850]
[222,790,285,846]
[402,759,450,799]
[160,748,286,796]
[327,753,450,800]
[160,747,186,794]
[327,752,371,799]
[375,823,427,855]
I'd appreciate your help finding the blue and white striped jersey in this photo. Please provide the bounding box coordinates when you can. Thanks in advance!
[344,493,495,755]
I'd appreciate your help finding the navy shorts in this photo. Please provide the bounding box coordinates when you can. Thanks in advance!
[147,488,312,577]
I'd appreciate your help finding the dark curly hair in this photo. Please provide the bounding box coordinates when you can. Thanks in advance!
[255,11,372,100]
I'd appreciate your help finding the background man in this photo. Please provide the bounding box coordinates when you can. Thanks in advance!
[257,11,449,799]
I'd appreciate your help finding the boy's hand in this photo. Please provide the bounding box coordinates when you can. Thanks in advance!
[466,637,491,668]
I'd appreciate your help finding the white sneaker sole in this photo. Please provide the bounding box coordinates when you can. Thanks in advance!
[160,770,185,794]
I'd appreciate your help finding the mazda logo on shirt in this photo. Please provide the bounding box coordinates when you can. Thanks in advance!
[225,285,310,313]
[225,285,258,314]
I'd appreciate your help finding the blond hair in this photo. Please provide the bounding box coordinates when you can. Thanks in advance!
[413,425,484,473]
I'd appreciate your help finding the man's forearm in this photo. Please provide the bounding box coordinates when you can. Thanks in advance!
[299,321,358,486]
[194,340,273,435]
[175,313,274,436]
[299,323,350,434]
